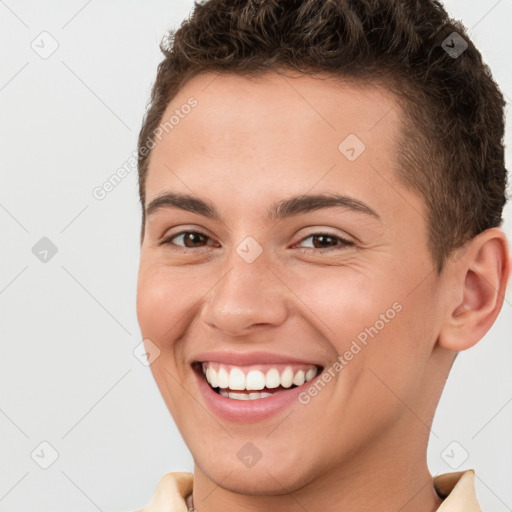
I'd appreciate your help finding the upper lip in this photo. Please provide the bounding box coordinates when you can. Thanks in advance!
[191,350,324,368]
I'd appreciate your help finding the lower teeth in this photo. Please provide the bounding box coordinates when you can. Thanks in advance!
[215,387,295,400]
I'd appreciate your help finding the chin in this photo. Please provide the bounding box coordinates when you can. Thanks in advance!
[190,438,325,497]
[202,461,313,496]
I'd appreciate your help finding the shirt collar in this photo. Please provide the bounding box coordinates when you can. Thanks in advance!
[433,470,482,511]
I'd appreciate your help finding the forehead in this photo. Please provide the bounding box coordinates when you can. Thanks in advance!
[145,71,423,227]
[150,71,402,165]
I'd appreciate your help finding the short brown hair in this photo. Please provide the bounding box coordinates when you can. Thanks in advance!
[137,0,507,272]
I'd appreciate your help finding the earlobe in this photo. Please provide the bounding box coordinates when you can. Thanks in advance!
[438,228,510,352]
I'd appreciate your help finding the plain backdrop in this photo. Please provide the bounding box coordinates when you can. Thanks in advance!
[1,1,511,511]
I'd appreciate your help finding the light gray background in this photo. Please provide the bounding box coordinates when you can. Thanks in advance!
[1,1,511,511]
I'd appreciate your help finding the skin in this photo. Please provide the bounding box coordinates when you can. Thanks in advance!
[136,71,510,512]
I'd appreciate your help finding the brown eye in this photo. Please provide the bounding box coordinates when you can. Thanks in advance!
[161,231,215,249]
[296,233,354,251]
[180,232,208,247]
[310,234,338,249]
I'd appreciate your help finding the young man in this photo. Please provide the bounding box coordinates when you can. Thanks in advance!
[135,1,510,510]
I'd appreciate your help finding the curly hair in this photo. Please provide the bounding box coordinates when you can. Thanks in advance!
[137,0,507,272]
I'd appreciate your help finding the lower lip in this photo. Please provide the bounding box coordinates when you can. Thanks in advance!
[194,367,316,422]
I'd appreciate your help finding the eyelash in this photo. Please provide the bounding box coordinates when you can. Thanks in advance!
[159,230,355,254]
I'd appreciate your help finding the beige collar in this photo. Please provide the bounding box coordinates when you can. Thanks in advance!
[139,469,481,511]
[434,470,482,511]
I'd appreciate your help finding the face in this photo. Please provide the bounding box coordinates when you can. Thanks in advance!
[136,72,450,495]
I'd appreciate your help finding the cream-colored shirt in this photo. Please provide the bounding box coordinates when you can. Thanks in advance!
[138,469,482,511]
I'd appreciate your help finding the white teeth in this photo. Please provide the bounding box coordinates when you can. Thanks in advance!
[218,367,229,388]
[305,367,317,381]
[202,363,320,398]
[292,370,305,386]
[246,370,266,390]
[229,391,249,400]
[229,368,246,390]
[265,368,281,388]
[227,391,274,400]
[209,367,219,388]
[280,367,294,388]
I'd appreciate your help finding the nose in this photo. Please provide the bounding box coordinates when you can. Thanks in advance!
[199,251,290,338]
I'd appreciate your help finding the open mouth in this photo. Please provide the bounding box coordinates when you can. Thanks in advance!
[194,361,323,401]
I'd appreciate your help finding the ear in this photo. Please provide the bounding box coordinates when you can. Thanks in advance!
[438,227,511,351]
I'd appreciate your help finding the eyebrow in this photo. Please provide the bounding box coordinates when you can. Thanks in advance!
[146,191,381,222]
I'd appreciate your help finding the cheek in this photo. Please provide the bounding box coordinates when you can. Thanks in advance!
[136,264,196,425]
[333,284,440,422]
[301,267,434,399]
[136,263,196,343]
[294,267,400,348]
[136,262,213,392]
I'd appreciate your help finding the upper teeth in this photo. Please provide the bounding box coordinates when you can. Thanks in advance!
[202,363,318,391]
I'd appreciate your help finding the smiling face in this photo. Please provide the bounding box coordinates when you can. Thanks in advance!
[136,72,454,498]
